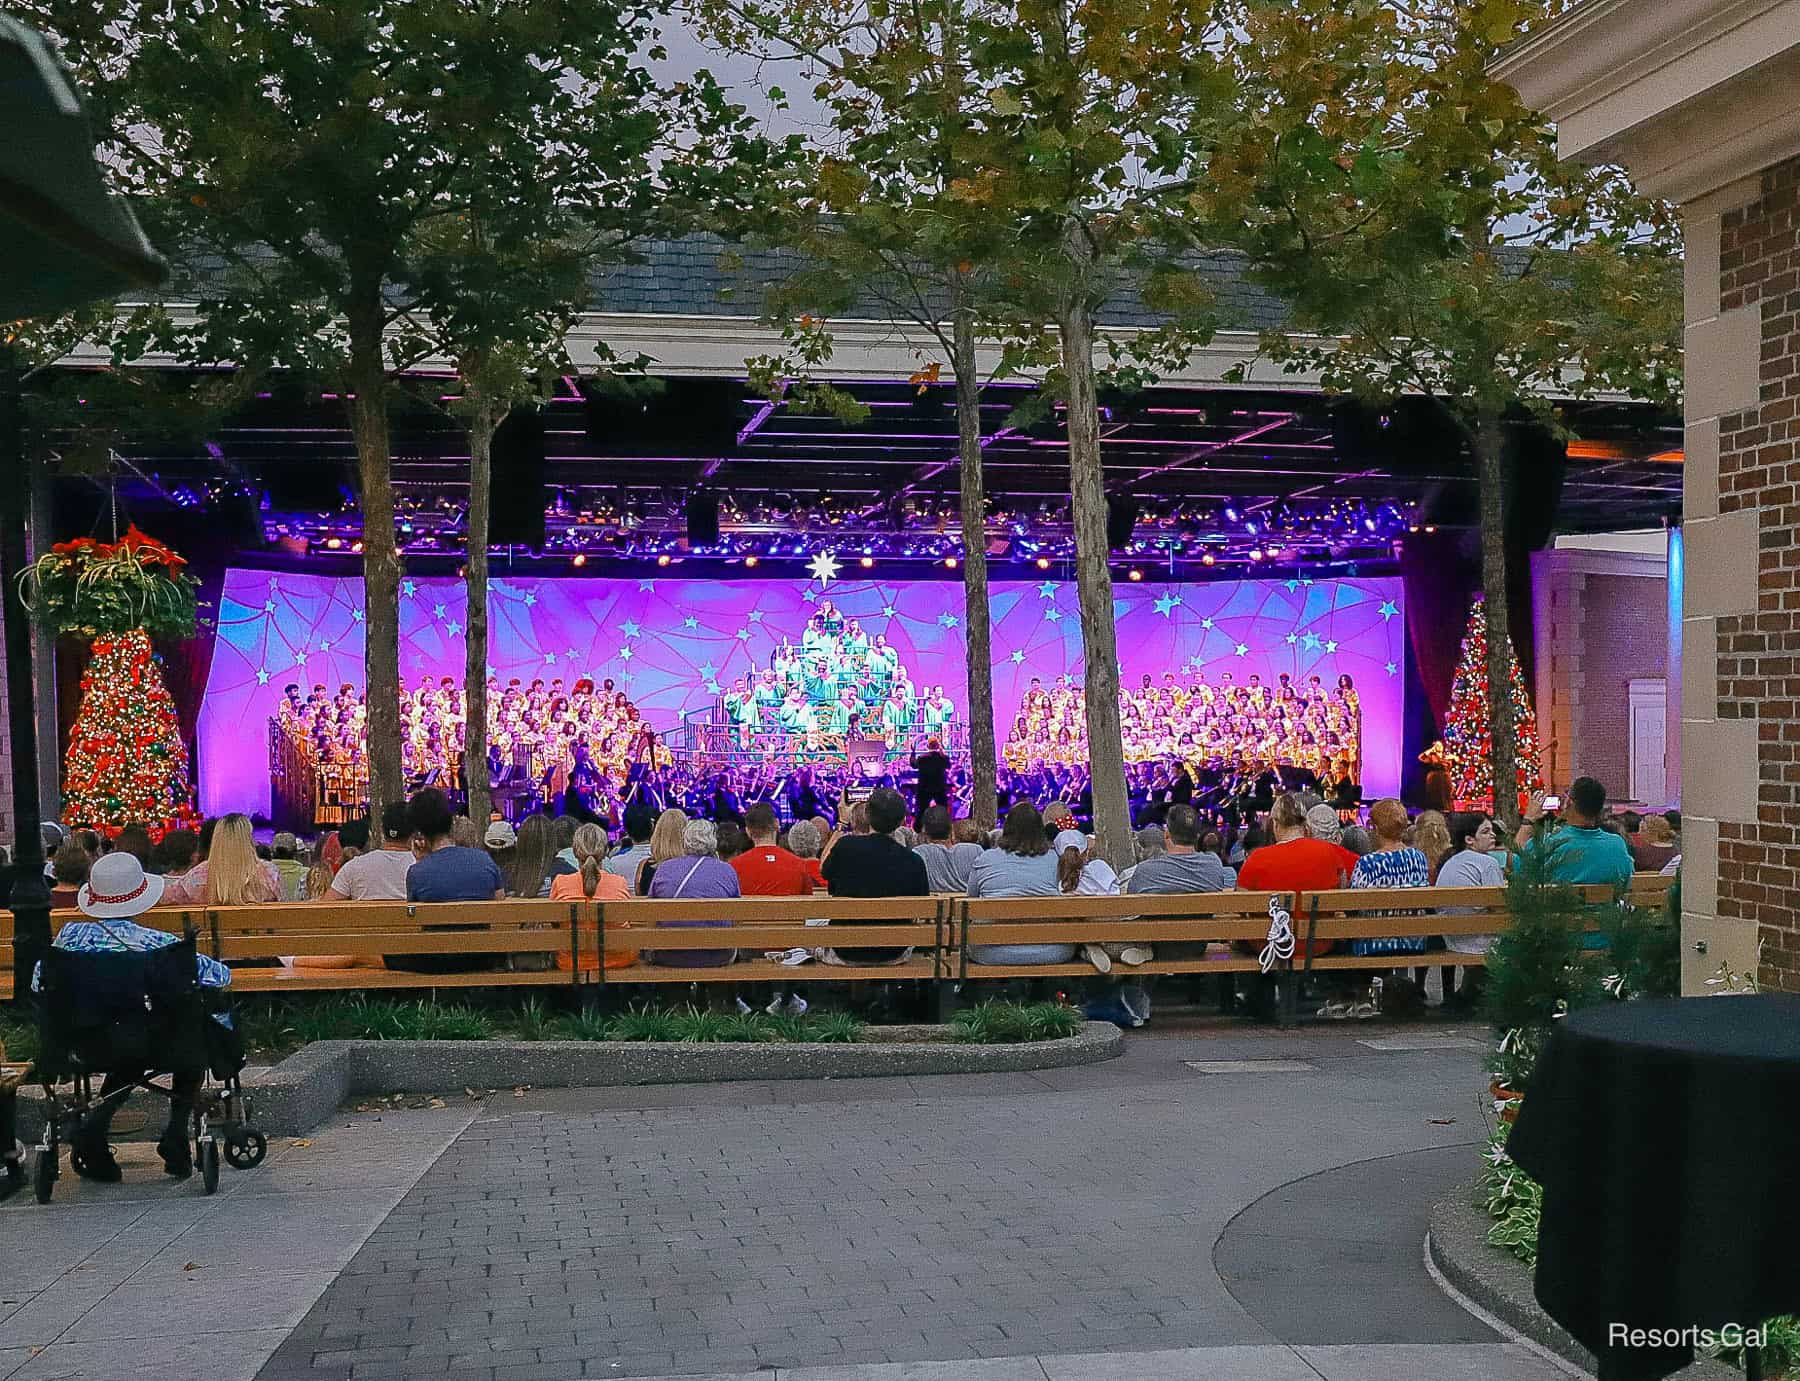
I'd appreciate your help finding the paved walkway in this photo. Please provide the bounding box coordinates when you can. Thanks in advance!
[3,1024,1587,1381]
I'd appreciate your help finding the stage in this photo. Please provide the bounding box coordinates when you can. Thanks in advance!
[199,568,1408,818]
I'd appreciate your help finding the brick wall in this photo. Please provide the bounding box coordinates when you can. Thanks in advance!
[1713,154,1800,992]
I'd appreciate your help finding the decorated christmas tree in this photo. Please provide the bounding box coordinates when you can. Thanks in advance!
[1442,593,1542,813]
[61,631,192,831]
[24,526,198,834]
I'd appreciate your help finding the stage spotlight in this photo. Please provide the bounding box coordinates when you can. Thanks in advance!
[1035,556,1051,570]
[945,556,959,569]
[1249,548,1263,561]
[745,555,759,568]
[860,555,874,568]
[325,537,342,549]
[657,553,672,567]
[573,553,587,567]
[1128,568,1143,581]
[1202,552,1216,566]
[350,540,364,553]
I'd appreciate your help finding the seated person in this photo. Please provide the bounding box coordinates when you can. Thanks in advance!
[0,1034,21,1199]
[392,788,505,973]
[35,852,231,1182]
[1512,777,1634,889]
[967,803,1071,965]
[646,817,740,967]
[914,805,983,893]
[820,787,928,965]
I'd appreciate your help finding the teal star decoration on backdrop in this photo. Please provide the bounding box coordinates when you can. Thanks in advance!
[263,600,276,613]
[698,662,717,680]
[684,616,699,630]
[1037,581,1057,599]
[939,613,958,629]
[619,646,633,662]
[1010,650,1025,664]
[1302,633,1322,651]
[748,611,763,623]
[523,593,537,607]
[639,579,657,592]
[1044,608,1061,623]
[1234,643,1249,656]
[352,609,364,622]
[402,580,416,598]
[446,622,460,636]
[1379,600,1398,620]
[1385,661,1398,676]
[1201,617,1214,630]
[621,620,641,639]
[1325,640,1338,653]
[256,669,269,685]
[1285,633,1298,645]
[1153,594,1181,617]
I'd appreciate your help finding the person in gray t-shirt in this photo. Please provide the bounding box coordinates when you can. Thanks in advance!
[914,805,982,892]
[1124,804,1231,958]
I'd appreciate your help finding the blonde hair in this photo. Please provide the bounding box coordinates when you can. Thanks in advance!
[648,809,689,867]
[1642,814,1676,845]
[303,861,335,900]
[206,814,278,905]
[1412,809,1452,867]
[572,823,608,899]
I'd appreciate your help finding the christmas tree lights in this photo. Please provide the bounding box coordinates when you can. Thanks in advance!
[61,630,193,832]
[23,524,199,835]
[1443,593,1542,813]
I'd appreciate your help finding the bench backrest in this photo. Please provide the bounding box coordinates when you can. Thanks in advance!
[206,898,579,966]
[963,890,1286,945]
[596,894,947,959]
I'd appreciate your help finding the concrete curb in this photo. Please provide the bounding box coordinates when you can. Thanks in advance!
[1427,1183,1741,1380]
[245,1019,1125,1133]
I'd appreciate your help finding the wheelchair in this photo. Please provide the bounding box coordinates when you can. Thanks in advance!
[28,938,267,1203]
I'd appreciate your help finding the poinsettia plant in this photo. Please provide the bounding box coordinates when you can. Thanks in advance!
[19,524,198,639]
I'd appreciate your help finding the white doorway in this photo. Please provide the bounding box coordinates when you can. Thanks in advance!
[1628,678,1668,805]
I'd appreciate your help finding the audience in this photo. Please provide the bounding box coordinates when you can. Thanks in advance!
[1513,777,1634,888]
[327,801,416,901]
[1410,810,1453,883]
[914,805,982,893]
[1437,812,1505,1009]
[551,822,632,973]
[152,828,200,877]
[637,808,689,895]
[967,803,1070,966]
[111,824,155,871]
[271,831,307,900]
[1127,804,1233,898]
[786,818,827,887]
[48,840,90,910]
[405,789,504,902]
[506,814,567,899]
[733,803,815,897]
[605,803,657,893]
[1630,812,1680,872]
[646,817,739,967]
[820,787,928,965]
[166,814,281,906]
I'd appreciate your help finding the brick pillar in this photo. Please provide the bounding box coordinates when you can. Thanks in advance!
[1682,157,1800,993]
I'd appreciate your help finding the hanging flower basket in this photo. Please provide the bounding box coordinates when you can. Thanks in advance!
[19,525,198,641]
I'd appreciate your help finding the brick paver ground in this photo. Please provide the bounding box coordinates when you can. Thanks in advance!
[255,1026,1514,1381]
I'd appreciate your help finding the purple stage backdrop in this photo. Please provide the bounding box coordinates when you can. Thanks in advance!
[201,568,1406,816]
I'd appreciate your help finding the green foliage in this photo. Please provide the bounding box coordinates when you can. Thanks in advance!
[1603,900,1681,1003]
[547,1009,614,1042]
[602,1006,686,1042]
[949,1000,1082,1044]
[0,1009,39,1067]
[510,996,555,1044]
[21,532,198,640]
[1481,850,1604,1089]
[1709,1315,1800,1378]
[807,1011,868,1044]
[1480,1122,1542,1265]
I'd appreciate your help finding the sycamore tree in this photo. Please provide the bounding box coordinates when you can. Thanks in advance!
[1204,0,1682,820]
[404,10,790,829]
[34,0,790,829]
[699,0,1023,830]
[701,0,1226,863]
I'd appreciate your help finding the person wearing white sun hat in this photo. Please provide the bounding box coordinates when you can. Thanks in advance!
[32,851,231,1183]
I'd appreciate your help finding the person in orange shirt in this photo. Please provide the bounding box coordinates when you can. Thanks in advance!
[551,823,632,972]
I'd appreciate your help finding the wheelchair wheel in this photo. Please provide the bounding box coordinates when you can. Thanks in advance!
[224,1129,267,1170]
[199,1138,220,1195]
[33,1147,57,1204]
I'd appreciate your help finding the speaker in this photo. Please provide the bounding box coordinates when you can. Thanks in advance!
[489,406,547,550]
[686,489,720,548]
[1106,496,1139,550]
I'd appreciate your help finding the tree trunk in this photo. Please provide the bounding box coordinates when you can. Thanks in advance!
[1059,221,1131,869]
[464,385,495,831]
[952,305,998,830]
[348,299,403,828]
[1475,407,1519,826]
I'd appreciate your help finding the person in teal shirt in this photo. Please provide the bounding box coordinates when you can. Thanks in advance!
[1511,777,1635,887]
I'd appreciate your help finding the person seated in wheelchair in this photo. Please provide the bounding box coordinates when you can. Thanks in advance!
[32,851,234,1183]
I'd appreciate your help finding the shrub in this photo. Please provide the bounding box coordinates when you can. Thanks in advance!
[950,1001,1082,1044]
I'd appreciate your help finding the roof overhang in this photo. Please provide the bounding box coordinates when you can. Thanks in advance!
[1491,0,1800,203]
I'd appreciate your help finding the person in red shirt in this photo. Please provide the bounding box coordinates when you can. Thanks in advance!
[731,803,815,896]
[1236,793,1358,956]
[731,803,815,1017]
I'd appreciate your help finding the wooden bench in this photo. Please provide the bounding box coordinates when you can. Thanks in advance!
[206,899,580,990]
[594,895,951,989]
[1294,873,1675,976]
[957,892,1289,980]
[1,908,200,1002]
